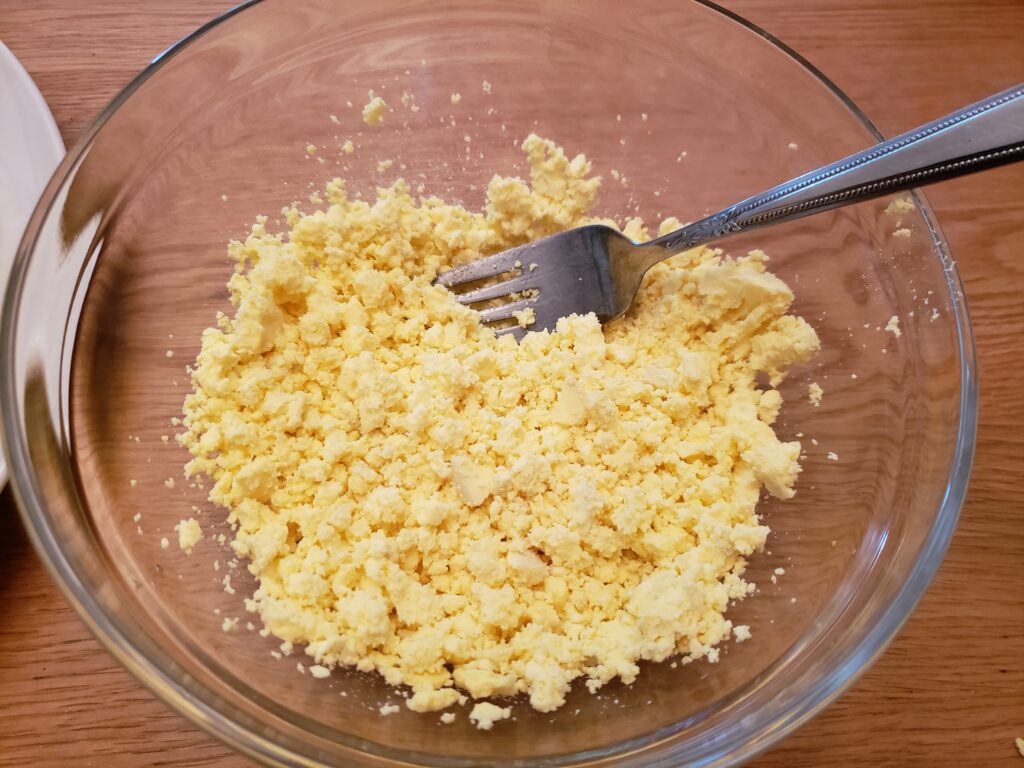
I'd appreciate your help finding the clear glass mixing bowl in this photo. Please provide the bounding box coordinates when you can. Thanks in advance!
[1,1,976,765]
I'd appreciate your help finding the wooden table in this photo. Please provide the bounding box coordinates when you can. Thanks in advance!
[1,1,1022,765]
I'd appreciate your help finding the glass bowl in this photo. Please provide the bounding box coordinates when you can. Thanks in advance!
[1,0,975,766]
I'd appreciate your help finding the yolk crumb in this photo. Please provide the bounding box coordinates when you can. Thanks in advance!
[362,95,388,125]
[469,702,511,730]
[808,382,823,407]
[175,518,203,553]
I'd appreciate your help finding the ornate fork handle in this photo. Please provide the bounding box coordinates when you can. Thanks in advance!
[655,84,1024,253]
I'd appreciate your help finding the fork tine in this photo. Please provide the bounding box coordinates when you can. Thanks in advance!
[478,298,536,324]
[434,246,530,289]
[456,274,536,305]
[494,325,527,342]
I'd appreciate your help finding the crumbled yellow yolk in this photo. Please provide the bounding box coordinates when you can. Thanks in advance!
[175,517,203,553]
[885,195,916,216]
[886,315,902,337]
[362,95,388,125]
[808,381,823,407]
[469,701,510,730]
[180,134,818,719]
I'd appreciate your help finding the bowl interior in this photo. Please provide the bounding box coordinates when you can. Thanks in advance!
[6,1,969,765]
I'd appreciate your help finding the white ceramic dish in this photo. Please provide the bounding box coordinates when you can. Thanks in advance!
[0,42,65,486]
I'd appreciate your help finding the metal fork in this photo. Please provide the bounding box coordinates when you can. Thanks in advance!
[436,83,1024,339]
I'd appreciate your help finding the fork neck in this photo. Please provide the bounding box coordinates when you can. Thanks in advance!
[643,211,741,261]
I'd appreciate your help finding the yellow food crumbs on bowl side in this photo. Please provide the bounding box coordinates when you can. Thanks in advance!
[469,702,511,730]
[404,688,462,713]
[450,92,461,104]
[362,95,388,125]
[885,196,916,215]
[808,382,823,407]
[341,140,354,154]
[885,315,902,337]
[180,134,819,723]
[175,518,203,554]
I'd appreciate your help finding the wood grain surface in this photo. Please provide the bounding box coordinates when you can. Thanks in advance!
[1,1,1022,766]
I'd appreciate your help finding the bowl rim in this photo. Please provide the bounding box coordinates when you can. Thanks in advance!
[1,1,978,766]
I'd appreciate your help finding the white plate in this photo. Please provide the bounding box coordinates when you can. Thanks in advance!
[0,42,65,487]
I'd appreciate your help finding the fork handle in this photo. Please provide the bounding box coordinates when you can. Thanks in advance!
[651,83,1024,253]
